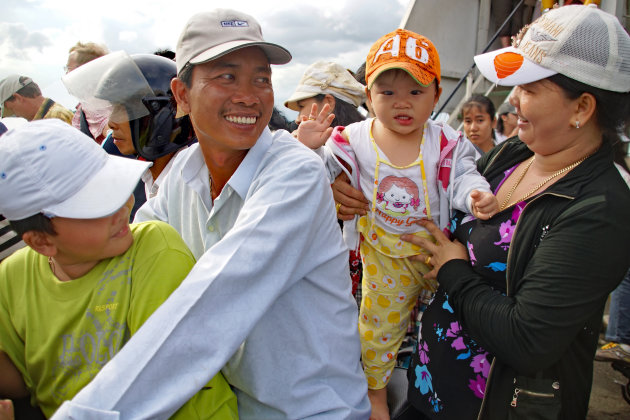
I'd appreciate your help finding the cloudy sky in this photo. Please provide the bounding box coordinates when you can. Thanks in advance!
[1,0,410,122]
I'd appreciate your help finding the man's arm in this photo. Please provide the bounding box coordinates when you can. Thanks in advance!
[53,152,344,419]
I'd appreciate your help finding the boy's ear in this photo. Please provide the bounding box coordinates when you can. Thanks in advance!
[366,86,372,103]
[22,231,56,257]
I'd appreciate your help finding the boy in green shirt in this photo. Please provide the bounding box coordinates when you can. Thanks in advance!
[0,120,237,419]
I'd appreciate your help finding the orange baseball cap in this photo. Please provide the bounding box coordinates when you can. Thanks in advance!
[365,29,441,89]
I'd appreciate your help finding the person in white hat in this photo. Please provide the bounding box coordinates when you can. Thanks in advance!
[0,75,73,123]
[285,60,366,129]
[51,8,370,420]
[396,4,630,419]
[0,119,237,420]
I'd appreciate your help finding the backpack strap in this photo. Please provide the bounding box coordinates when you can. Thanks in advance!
[39,99,56,118]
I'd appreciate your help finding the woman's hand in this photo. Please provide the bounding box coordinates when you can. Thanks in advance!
[332,172,368,221]
[293,102,335,149]
[401,219,469,279]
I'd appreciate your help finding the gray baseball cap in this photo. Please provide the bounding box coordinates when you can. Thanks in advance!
[0,75,33,117]
[175,9,292,75]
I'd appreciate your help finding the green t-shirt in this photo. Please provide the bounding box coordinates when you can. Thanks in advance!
[0,221,237,419]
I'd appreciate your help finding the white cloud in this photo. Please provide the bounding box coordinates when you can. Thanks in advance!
[1,0,410,119]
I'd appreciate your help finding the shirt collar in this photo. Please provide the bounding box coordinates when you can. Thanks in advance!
[180,128,274,200]
[229,127,273,199]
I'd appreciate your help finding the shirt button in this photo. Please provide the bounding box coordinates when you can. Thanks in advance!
[208,225,215,232]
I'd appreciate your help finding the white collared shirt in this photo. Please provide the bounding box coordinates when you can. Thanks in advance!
[52,128,370,420]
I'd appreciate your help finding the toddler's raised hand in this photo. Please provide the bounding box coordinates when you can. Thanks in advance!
[293,102,335,149]
[470,190,499,220]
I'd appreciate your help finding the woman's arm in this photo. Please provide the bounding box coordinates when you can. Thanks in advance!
[404,199,630,375]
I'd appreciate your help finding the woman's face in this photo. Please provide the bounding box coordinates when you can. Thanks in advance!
[295,97,323,124]
[462,105,495,152]
[509,79,577,155]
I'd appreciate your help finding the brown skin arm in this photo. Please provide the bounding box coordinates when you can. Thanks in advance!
[0,351,28,399]
[332,172,368,221]
[0,400,14,420]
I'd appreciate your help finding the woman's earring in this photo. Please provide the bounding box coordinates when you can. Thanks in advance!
[575,121,580,129]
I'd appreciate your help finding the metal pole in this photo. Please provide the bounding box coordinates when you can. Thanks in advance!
[433,0,525,119]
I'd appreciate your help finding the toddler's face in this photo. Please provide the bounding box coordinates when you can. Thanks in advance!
[368,70,439,137]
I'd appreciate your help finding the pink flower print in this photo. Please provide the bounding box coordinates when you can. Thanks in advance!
[467,242,477,265]
[493,220,515,246]
[451,336,467,351]
[470,353,490,377]
[377,192,384,202]
[418,341,430,364]
[468,374,486,399]
[446,321,461,338]
[410,197,420,208]
[512,201,526,221]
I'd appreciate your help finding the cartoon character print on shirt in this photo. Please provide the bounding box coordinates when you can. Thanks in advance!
[376,175,423,217]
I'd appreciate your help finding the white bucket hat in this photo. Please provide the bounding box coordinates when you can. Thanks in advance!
[474,4,630,92]
[285,61,367,111]
[0,119,151,220]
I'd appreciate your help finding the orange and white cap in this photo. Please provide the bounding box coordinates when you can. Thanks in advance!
[474,4,630,93]
[365,29,441,89]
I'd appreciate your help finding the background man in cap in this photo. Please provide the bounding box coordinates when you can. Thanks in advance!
[52,8,370,420]
[0,75,72,123]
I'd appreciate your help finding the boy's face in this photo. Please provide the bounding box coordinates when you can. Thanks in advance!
[368,70,440,136]
[49,196,134,268]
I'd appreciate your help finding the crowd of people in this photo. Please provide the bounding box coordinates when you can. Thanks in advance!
[0,3,629,420]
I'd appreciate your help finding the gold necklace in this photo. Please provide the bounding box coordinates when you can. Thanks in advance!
[499,154,589,211]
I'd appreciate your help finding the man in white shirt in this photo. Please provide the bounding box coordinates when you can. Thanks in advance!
[51,8,370,420]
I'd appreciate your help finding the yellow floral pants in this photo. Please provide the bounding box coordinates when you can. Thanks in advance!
[358,239,436,390]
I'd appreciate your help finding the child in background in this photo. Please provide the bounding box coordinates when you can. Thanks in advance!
[0,120,237,419]
[461,94,498,157]
[300,29,498,419]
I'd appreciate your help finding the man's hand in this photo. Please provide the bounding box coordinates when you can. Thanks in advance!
[470,190,499,220]
[293,102,335,149]
[332,172,368,221]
